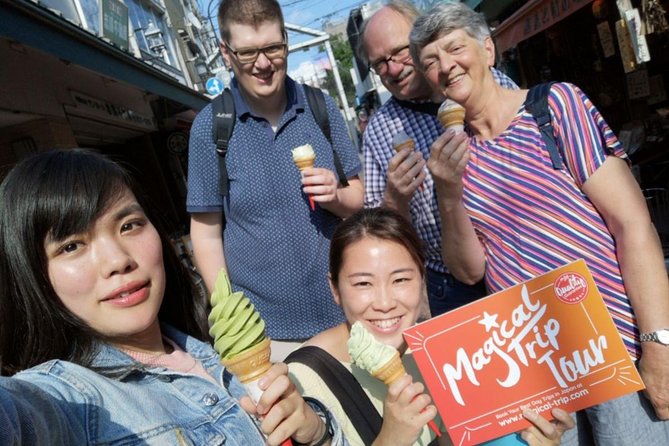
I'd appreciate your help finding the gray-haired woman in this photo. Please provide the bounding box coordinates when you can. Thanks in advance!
[409,2,669,445]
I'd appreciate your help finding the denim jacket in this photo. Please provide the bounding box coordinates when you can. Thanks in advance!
[0,325,347,445]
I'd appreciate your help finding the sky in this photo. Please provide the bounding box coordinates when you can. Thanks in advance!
[197,0,452,88]
[282,0,379,82]
[196,0,438,83]
[282,0,369,75]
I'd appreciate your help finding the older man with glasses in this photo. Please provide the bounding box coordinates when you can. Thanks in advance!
[186,0,363,360]
[360,0,518,317]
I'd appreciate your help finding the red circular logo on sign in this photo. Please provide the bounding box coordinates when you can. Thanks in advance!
[553,272,588,304]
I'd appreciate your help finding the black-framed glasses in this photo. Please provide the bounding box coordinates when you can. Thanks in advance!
[224,41,288,64]
[369,45,411,76]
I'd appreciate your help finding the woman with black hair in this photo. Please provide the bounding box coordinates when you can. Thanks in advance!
[0,149,344,446]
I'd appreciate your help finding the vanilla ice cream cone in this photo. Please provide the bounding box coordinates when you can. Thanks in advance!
[392,131,415,153]
[294,157,315,171]
[394,140,415,152]
[292,144,316,171]
[372,351,407,385]
[291,144,317,210]
[438,100,465,132]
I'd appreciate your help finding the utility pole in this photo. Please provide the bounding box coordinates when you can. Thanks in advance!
[285,23,352,123]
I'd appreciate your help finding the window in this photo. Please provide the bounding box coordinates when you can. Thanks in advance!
[40,0,81,25]
[126,0,176,66]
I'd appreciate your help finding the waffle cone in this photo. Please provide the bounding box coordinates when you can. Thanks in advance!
[393,140,415,152]
[372,351,406,385]
[294,156,315,171]
[438,108,465,130]
[221,337,272,383]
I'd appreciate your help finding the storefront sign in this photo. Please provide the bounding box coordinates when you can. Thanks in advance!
[624,8,651,64]
[493,0,594,54]
[596,22,616,58]
[65,91,157,131]
[101,0,129,50]
[615,19,637,73]
[404,260,643,446]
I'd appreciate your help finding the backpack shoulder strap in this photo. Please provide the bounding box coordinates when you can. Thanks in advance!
[524,81,563,169]
[285,346,382,445]
[303,85,349,187]
[212,88,236,196]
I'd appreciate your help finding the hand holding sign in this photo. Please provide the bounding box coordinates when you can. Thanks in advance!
[404,260,644,445]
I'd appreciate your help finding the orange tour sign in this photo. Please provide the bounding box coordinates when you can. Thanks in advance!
[404,260,644,446]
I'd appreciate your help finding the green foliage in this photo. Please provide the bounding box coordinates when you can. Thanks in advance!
[329,35,353,73]
[319,35,356,108]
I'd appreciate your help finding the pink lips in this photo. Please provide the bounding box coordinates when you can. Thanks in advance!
[254,71,274,85]
[103,282,149,307]
[445,73,464,87]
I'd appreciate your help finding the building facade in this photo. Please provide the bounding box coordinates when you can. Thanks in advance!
[0,0,224,236]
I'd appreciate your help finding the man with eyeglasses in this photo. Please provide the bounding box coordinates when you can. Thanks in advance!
[187,0,363,360]
[360,0,518,316]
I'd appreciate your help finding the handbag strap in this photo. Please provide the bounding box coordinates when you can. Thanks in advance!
[285,346,383,445]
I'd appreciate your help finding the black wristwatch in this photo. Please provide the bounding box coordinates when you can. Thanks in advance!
[640,328,669,345]
[293,396,334,446]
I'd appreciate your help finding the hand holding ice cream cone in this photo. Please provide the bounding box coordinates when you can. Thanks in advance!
[391,131,425,193]
[347,322,441,439]
[209,269,275,404]
[391,131,416,153]
[208,269,293,445]
[292,144,316,211]
[438,99,465,133]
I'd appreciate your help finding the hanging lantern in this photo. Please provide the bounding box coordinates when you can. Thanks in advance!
[144,21,166,55]
[592,0,609,21]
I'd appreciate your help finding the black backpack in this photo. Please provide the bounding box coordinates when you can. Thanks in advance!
[285,346,440,446]
[211,84,349,197]
[285,346,382,445]
[524,81,564,169]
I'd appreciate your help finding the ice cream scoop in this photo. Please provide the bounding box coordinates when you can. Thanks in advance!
[209,269,270,396]
[291,144,316,211]
[348,321,398,378]
[391,131,416,152]
[438,99,465,132]
[391,131,424,192]
[347,321,441,437]
[208,270,292,446]
[292,144,316,169]
[208,269,266,361]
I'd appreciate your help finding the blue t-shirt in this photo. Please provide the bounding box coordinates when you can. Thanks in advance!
[187,76,361,339]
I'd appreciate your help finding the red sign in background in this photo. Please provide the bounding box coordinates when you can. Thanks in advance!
[404,260,643,446]
[493,0,595,54]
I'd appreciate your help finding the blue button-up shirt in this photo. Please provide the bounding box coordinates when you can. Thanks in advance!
[187,77,361,339]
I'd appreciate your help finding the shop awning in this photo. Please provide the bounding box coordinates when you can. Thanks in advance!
[493,0,594,54]
[0,1,208,111]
